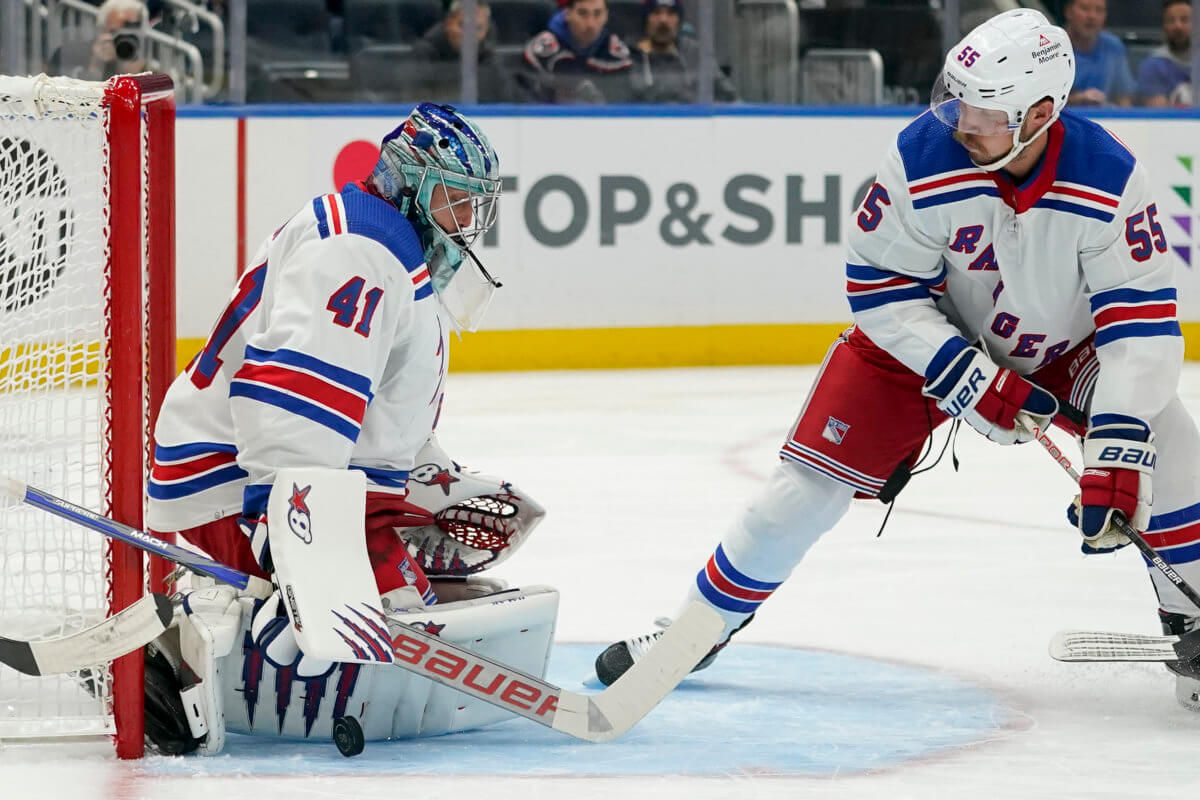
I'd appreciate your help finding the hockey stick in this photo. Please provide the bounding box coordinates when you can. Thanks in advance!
[1049,628,1200,676]
[1019,406,1200,609]
[0,476,724,743]
[0,593,174,676]
[1,477,273,598]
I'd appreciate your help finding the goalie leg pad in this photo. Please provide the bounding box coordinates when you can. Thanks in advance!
[177,583,249,754]
[214,583,559,741]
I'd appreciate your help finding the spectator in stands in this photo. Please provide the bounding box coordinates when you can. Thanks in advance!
[412,0,513,101]
[1137,0,1192,107]
[517,0,633,103]
[1062,0,1134,106]
[50,0,150,81]
[629,0,737,103]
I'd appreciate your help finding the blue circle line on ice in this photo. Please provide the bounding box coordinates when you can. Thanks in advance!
[145,643,1022,777]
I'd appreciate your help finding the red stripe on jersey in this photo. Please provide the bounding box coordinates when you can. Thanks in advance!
[1094,302,1176,328]
[846,276,916,293]
[1049,184,1120,208]
[704,558,774,602]
[327,195,344,235]
[909,172,988,195]
[411,267,430,285]
[233,362,368,422]
[152,451,238,482]
[1143,522,1200,550]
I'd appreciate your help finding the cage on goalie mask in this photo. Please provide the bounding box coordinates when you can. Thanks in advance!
[398,449,546,577]
[373,103,501,331]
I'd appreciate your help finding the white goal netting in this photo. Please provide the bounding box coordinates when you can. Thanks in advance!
[0,76,115,738]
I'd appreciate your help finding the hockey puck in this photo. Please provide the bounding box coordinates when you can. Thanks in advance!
[332,715,365,757]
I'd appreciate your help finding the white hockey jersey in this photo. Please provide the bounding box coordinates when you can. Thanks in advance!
[147,183,448,531]
[846,109,1182,427]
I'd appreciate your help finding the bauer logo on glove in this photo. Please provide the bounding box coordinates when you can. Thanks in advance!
[1095,445,1156,469]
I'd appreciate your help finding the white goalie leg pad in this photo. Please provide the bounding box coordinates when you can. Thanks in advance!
[381,583,559,738]
[176,583,249,755]
[215,582,558,741]
[268,467,393,665]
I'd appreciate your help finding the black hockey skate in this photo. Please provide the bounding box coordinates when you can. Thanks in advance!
[143,643,202,755]
[594,613,753,687]
[1159,609,1200,711]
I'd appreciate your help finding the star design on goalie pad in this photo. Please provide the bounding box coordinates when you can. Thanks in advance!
[411,621,445,636]
[289,484,312,515]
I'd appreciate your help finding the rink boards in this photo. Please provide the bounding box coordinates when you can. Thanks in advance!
[164,107,1200,370]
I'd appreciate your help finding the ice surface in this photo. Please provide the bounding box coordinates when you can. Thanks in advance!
[4,365,1200,799]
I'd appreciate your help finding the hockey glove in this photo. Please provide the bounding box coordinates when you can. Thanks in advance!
[922,343,1058,445]
[1070,416,1155,555]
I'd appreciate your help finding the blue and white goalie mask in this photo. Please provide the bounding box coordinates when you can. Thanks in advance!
[374,103,502,331]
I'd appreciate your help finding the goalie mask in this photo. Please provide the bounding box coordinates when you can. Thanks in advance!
[374,103,502,331]
[930,9,1074,172]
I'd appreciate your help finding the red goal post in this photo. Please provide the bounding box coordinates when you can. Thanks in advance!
[0,73,176,759]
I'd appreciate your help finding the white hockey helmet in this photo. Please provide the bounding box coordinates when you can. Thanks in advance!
[930,9,1074,171]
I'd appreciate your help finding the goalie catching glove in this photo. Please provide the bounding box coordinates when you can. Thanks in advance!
[389,436,546,577]
[922,340,1058,445]
[1066,415,1155,554]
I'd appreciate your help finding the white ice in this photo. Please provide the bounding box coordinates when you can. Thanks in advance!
[5,364,1200,799]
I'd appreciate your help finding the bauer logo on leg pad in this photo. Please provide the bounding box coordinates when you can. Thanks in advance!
[823,417,850,445]
[287,484,313,543]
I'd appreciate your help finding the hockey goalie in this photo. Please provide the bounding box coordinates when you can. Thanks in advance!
[140,104,558,754]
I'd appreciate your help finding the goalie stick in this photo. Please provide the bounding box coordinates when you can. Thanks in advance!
[1049,628,1200,678]
[0,593,174,676]
[0,476,724,743]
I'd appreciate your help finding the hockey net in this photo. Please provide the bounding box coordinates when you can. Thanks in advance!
[0,73,175,758]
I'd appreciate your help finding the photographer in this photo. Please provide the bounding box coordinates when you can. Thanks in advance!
[51,0,149,81]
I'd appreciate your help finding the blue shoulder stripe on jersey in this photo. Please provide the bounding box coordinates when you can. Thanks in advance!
[911,186,1001,209]
[714,543,783,591]
[243,484,272,517]
[1032,198,1115,223]
[313,196,330,239]
[846,263,947,287]
[338,183,428,274]
[350,465,410,488]
[847,284,932,313]
[147,465,248,501]
[1093,320,1182,347]
[924,336,971,382]
[154,441,239,461]
[895,111,976,182]
[229,382,362,442]
[1054,110,1136,199]
[243,345,373,397]
[1089,287,1177,311]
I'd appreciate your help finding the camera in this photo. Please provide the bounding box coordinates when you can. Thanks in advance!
[111,22,142,62]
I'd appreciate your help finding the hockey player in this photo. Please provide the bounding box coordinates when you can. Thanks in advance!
[597,9,1200,710]
[141,104,556,753]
